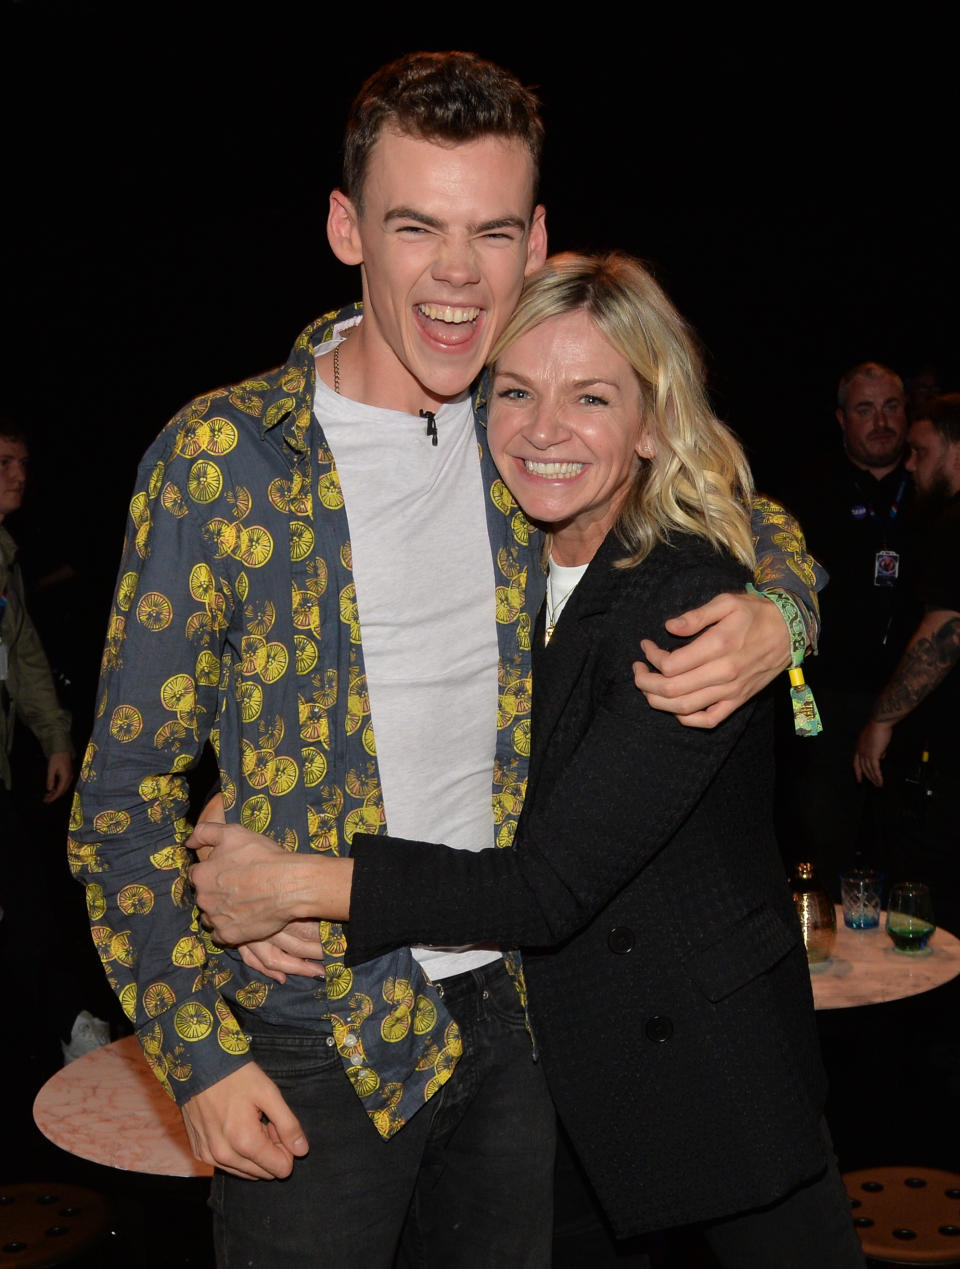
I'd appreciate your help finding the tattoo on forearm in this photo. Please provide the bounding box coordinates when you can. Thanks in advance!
[873,617,960,723]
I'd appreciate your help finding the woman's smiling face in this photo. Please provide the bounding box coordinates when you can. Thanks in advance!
[489,309,650,565]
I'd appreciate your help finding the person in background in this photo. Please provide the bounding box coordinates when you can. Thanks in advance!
[0,424,73,807]
[855,393,960,934]
[772,362,919,889]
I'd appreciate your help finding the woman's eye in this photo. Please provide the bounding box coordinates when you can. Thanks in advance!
[580,394,608,407]
[497,388,530,401]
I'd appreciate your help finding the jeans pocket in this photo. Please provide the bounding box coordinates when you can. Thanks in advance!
[478,970,528,1031]
[245,1029,340,1085]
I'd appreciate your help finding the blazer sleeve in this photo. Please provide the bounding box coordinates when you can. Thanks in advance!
[346,552,759,962]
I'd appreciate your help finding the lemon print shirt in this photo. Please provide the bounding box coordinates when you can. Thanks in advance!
[70,306,541,1139]
[70,305,824,1137]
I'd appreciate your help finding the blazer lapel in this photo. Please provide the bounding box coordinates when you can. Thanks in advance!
[529,533,626,794]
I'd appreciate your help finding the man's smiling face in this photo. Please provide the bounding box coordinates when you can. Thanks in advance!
[327,130,546,414]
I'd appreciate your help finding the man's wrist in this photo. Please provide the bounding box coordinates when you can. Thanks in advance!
[748,585,811,660]
[748,584,823,737]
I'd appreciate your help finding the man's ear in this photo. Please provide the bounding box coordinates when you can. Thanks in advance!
[328,189,363,267]
[524,205,548,276]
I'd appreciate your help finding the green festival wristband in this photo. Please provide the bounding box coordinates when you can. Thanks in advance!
[748,584,823,738]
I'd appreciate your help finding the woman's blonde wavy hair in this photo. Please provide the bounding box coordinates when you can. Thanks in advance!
[487,251,756,571]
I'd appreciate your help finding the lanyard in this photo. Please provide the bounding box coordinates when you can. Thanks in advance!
[852,474,907,540]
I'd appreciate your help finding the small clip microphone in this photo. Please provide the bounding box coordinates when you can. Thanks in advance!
[419,409,438,446]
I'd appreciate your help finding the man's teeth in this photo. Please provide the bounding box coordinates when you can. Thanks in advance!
[418,304,480,324]
[524,460,584,477]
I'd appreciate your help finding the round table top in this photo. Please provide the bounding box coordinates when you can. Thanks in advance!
[811,908,960,1010]
[33,1034,213,1177]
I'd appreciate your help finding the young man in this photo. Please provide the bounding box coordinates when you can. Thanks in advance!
[72,53,822,1266]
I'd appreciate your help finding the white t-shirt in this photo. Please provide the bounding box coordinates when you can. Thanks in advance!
[315,346,501,979]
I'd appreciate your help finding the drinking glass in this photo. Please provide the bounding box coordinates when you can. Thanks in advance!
[885,881,936,955]
[841,864,883,929]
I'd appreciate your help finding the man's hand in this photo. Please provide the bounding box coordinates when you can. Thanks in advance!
[189,823,308,945]
[238,921,326,984]
[43,751,73,802]
[633,590,791,728]
[853,720,893,788]
[182,1063,309,1180]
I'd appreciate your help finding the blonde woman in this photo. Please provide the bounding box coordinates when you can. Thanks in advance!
[193,254,862,1266]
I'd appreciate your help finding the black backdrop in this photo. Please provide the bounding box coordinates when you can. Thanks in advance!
[7,7,957,582]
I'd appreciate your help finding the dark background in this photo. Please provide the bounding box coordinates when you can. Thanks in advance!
[6,3,956,754]
[6,7,957,550]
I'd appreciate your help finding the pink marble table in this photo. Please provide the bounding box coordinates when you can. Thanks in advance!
[33,1034,213,1177]
[811,907,960,1010]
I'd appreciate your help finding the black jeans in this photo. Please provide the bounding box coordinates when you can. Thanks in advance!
[211,959,555,1268]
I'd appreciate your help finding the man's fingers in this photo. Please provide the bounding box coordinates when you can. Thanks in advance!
[637,636,729,682]
[44,753,74,802]
[640,690,739,728]
[182,1113,279,1181]
[260,1084,309,1158]
[661,593,731,638]
[853,752,882,789]
[865,761,883,788]
[181,1064,307,1180]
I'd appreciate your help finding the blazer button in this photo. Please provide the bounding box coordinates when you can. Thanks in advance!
[645,1016,674,1043]
[607,926,635,954]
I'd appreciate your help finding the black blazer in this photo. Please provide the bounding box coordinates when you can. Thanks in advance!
[350,531,828,1236]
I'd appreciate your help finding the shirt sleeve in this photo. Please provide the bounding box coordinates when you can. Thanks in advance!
[346,557,760,959]
[750,495,826,650]
[69,424,252,1104]
[7,586,73,757]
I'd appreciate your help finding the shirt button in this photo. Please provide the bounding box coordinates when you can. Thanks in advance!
[607,926,635,954]
[644,1016,674,1043]
[325,1035,335,1047]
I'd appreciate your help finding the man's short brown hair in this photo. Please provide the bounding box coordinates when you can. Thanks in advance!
[342,51,544,210]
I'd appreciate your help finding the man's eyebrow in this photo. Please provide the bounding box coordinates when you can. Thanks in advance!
[384,207,446,230]
[473,216,527,233]
[383,209,528,234]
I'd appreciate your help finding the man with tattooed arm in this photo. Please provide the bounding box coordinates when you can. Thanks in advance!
[855,394,960,928]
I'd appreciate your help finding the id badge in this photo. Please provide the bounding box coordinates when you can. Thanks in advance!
[874,550,899,586]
